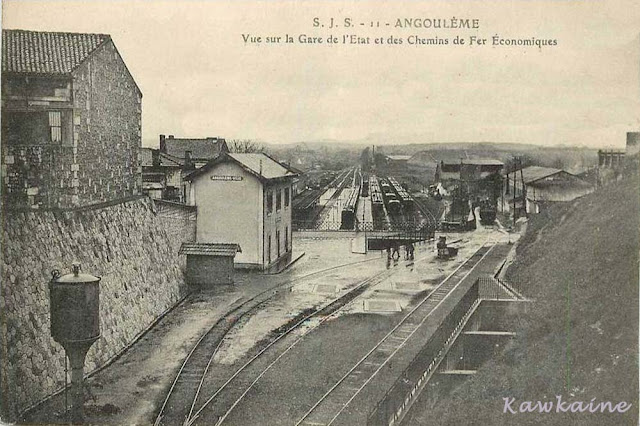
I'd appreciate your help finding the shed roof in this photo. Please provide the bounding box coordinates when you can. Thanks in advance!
[387,155,413,161]
[185,152,299,182]
[179,243,242,257]
[441,158,504,166]
[3,29,110,74]
[517,166,563,183]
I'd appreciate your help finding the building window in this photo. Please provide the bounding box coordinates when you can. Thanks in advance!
[267,190,273,214]
[2,111,71,145]
[285,187,290,207]
[276,189,282,211]
[49,112,62,142]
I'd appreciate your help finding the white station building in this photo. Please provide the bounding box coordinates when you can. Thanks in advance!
[184,152,298,272]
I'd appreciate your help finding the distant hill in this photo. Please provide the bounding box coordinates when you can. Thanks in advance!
[407,144,599,174]
[269,141,599,173]
[406,174,639,425]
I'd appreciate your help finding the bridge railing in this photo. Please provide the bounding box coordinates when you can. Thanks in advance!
[478,276,527,301]
[292,220,434,232]
[367,280,480,426]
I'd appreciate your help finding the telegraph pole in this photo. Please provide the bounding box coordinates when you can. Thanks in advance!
[512,157,518,227]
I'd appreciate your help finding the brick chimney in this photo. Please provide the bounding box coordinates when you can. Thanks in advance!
[159,134,166,153]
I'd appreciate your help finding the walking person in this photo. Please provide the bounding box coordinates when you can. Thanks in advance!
[407,242,415,261]
[391,242,400,261]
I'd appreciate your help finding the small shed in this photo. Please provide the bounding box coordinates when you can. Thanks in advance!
[179,243,241,286]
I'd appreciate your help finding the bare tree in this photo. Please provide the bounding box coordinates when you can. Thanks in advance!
[229,139,266,153]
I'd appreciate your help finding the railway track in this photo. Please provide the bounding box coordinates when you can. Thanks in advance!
[185,241,449,426]
[153,253,389,426]
[295,244,494,426]
[315,167,358,229]
[157,235,448,426]
[187,264,399,426]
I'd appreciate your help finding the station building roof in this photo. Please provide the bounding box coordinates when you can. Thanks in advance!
[185,152,299,183]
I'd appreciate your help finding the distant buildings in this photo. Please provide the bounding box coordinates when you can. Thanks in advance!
[184,152,298,272]
[385,154,412,167]
[435,159,504,185]
[626,132,640,157]
[140,135,229,202]
[597,149,625,169]
[1,29,142,209]
[139,147,184,201]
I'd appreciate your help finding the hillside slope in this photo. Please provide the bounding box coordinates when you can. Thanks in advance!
[406,174,639,425]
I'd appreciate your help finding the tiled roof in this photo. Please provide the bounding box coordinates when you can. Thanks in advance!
[179,243,242,257]
[163,137,228,160]
[2,29,110,74]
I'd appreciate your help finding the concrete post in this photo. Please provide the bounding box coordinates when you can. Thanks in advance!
[65,341,93,423]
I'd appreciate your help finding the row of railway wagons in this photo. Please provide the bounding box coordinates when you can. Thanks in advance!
[340,187,360,229]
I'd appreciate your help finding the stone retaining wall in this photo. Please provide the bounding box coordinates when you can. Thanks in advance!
[0,197,191,420]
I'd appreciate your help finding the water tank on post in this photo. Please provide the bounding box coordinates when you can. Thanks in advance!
[49,262,101,423]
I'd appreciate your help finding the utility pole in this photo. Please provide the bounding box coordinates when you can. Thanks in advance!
[512,157,518,227]
[520,165,527,217]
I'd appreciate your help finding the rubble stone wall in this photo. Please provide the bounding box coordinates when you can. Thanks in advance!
[0,197,190,420]
[153,199,197,260]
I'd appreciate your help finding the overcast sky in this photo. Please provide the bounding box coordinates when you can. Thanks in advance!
[3,0,639,148]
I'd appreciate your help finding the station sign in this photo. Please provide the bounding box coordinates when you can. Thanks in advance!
[210,175,243,181]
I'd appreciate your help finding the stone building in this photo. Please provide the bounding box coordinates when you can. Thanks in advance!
[139,135,229,202]
[1,29,142,209]
[184,152,298,272]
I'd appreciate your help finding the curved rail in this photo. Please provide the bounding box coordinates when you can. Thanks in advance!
[153,253,387,426]
[188,263,399,426]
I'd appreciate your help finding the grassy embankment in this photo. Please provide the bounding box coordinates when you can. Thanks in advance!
[406,173,639,426]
